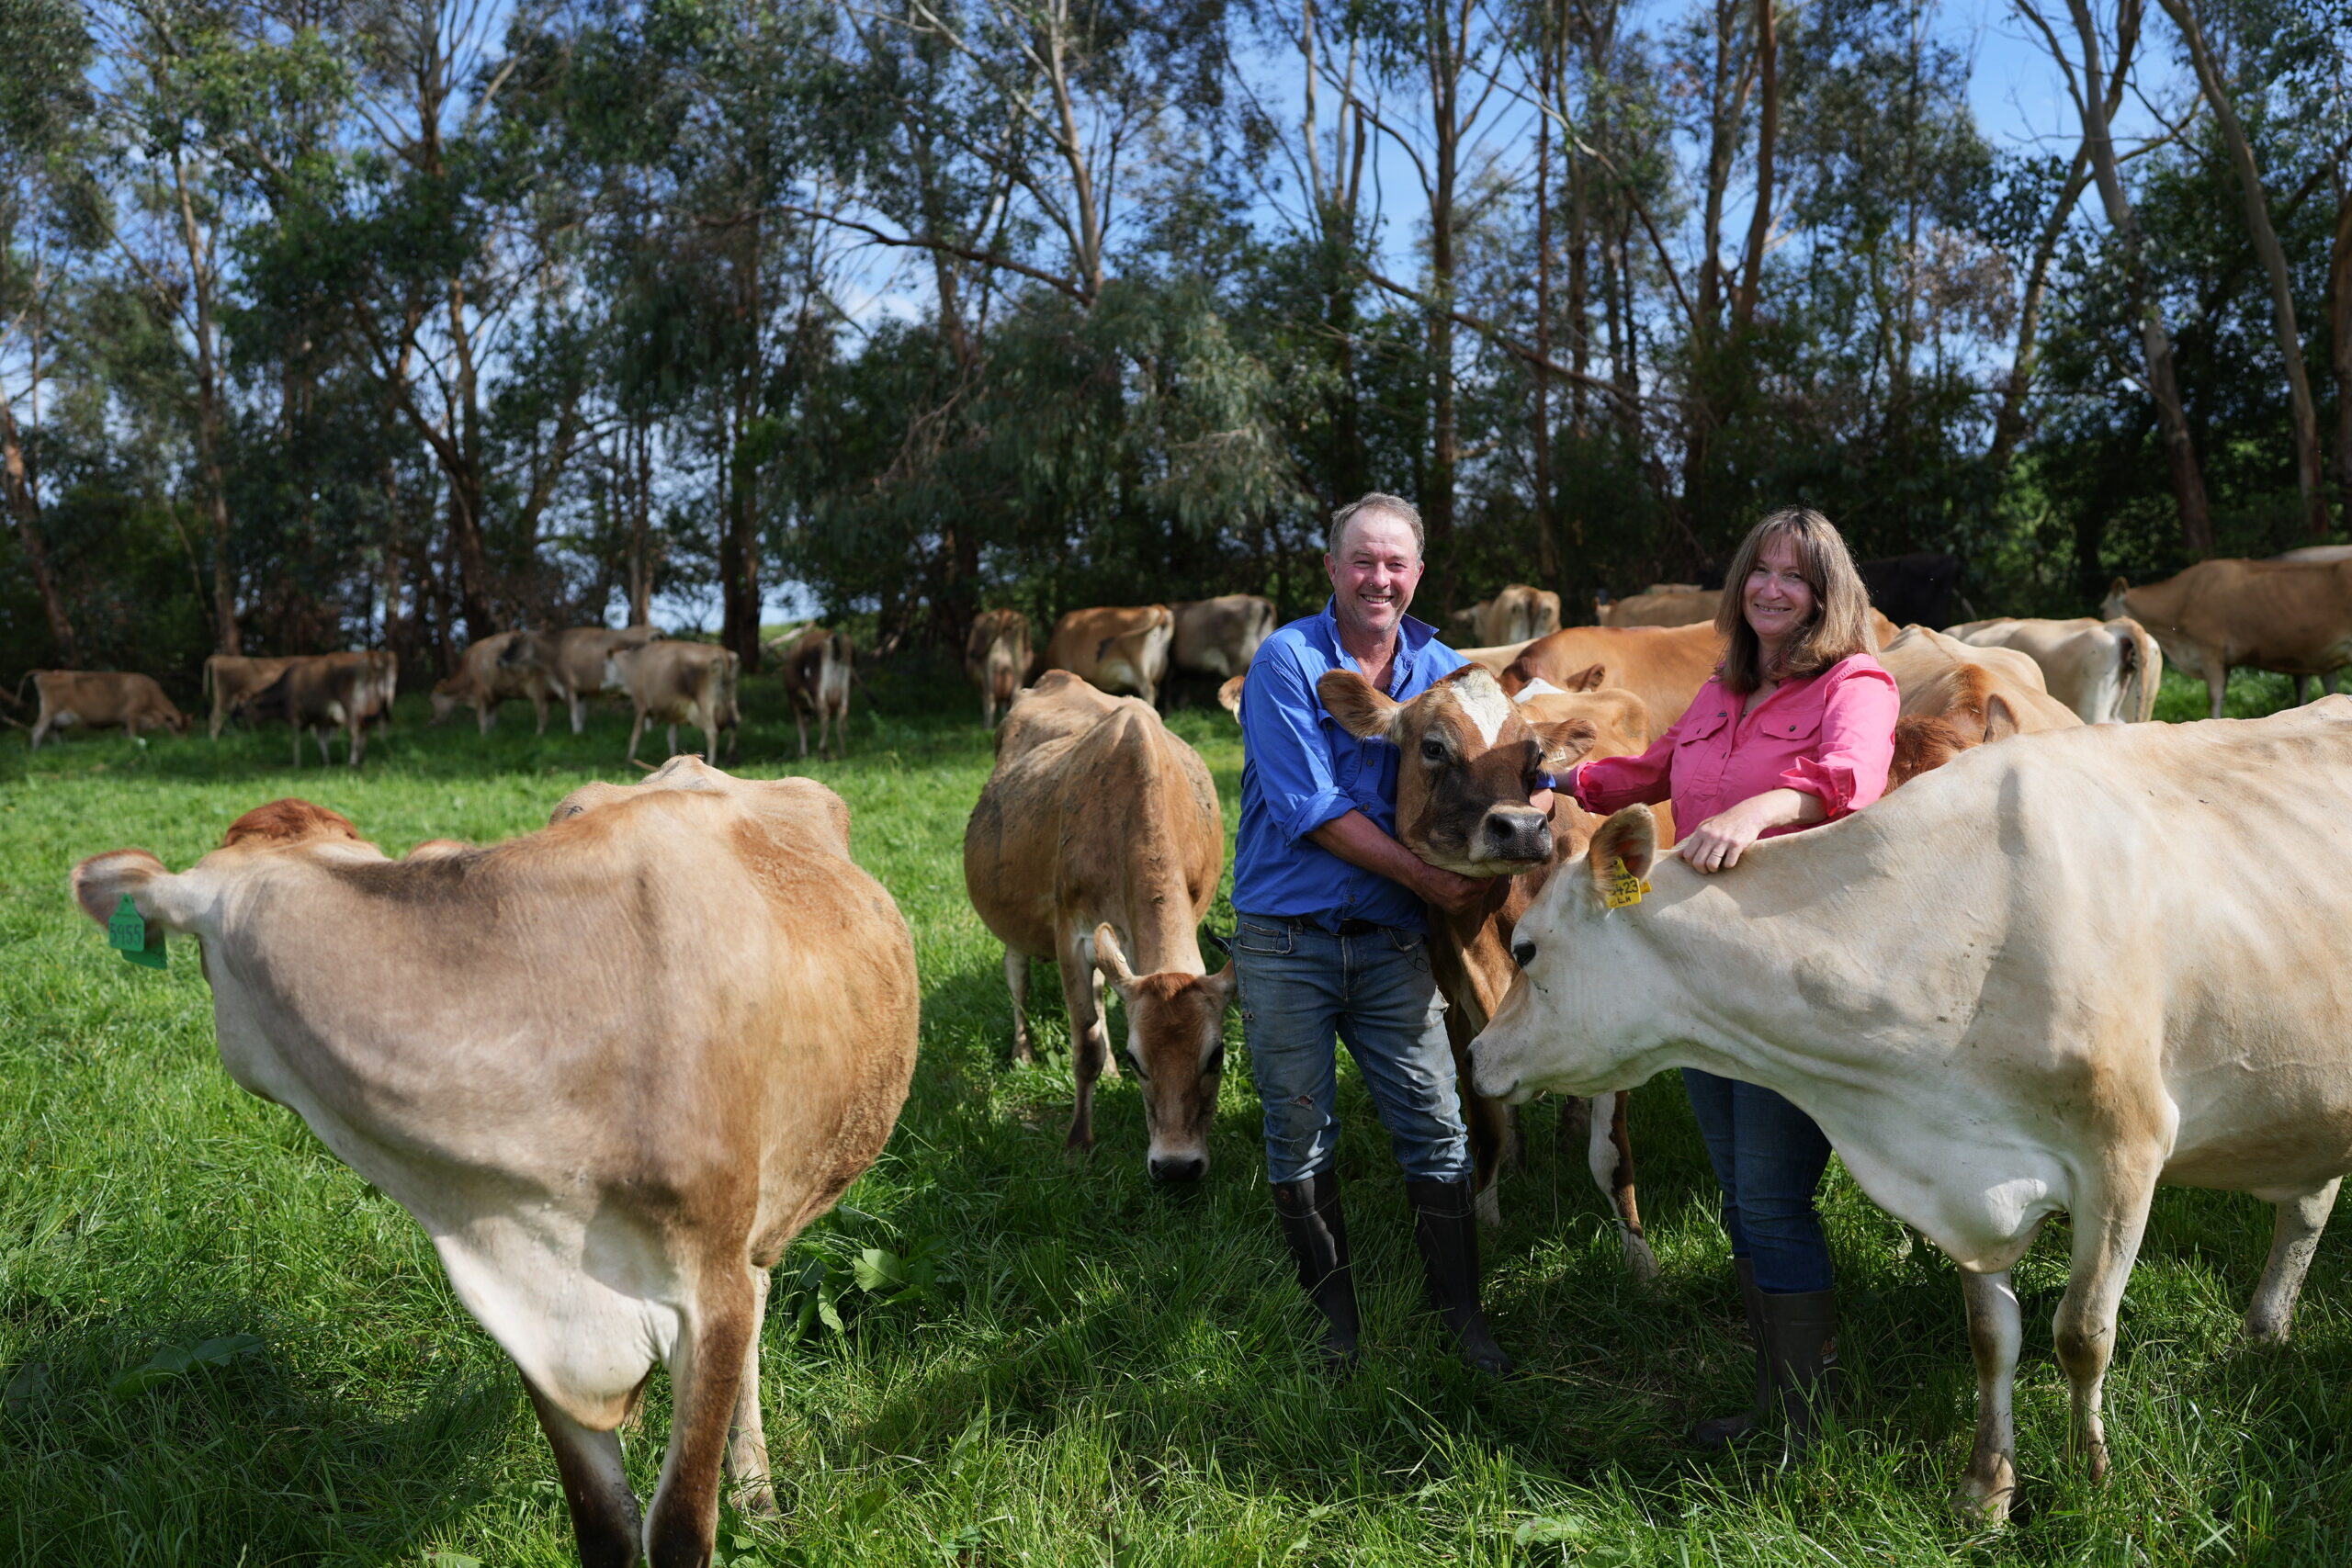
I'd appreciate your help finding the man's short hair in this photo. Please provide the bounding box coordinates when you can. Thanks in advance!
[1327,492,1425,560]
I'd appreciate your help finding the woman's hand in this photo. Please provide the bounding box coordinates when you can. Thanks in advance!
[1675,788,1824,874]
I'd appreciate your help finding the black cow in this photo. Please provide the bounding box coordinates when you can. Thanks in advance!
[1858,552,1960,627]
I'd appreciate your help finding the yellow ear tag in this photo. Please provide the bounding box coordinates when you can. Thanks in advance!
[1601,859,1650,910]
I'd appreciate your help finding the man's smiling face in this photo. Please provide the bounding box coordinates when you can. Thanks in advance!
[1324,510,1423,649]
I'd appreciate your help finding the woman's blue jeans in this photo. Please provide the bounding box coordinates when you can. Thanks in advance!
[1233,916,1473,1186]
[1681,1067,1835,1294]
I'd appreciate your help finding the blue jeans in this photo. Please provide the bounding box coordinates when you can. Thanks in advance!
[1682,1068,1835,1294]
[1234,917,1472,1185]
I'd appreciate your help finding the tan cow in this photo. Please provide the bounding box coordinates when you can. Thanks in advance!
[70,757,919,1564]
[1038,605,1176,705]
[2104,558,2352,716]
[1474,584,1563,645]
[1170,594,1277,680]
[1473,700,2352,1521]
[2275,544,2352,564]
[1502,613,1902,728]
[963,671,1232,1179]
[1317,662,1663,1269]
[965,609,1033,728]
[772,626,853,761]
[23,671,188,750]
[500,626,662,734]
[1598,585,1721,627]
[431,632,559,736]
[248,652,392,767]
[1947,617,2162,724]
[610,640,739,766]
[202,655,294,739]
[1879,625,2082,737]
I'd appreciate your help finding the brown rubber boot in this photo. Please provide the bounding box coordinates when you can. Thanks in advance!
[1691,1258,1770,1448]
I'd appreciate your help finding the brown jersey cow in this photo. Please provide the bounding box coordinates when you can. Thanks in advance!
[2105,558,2352,716]
[1037,604,1177,706]
[24,671,188,749]
[964,609,1033,728]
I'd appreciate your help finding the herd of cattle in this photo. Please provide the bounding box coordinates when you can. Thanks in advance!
[42,545,2352,1562]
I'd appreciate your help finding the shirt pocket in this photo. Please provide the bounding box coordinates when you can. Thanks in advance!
[1764,707,1824,746]
[1676,708,1732,751]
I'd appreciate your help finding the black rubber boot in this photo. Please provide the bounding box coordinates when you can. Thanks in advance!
[1272,1169,1361,1370]
[1405,1178,1516,1377]
[1691,1258,1770,1449]
[1758,1287,1840,1461]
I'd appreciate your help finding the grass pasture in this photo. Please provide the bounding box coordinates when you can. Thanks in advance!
[4,664,2350,1565]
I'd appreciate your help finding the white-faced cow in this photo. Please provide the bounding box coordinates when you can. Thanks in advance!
[964,609,1033,728]
[963,671,1233,1179]
[72,757,919,1565]
[22,671,188,749]
[610,640,738,766]
[1317,661,1662,1272]
[1473,699,2352,1521]
[772,626,854,760]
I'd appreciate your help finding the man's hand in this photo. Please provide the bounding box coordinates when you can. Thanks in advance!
[1674,787,1824,874]
[1310,809,1491,915]
[1412,862,1490,915]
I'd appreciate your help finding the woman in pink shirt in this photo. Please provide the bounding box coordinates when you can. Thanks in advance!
[1562,508,1897,1454]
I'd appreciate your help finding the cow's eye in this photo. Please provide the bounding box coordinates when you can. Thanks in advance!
[1511,938,1535,967]
[1420,738,1447,762]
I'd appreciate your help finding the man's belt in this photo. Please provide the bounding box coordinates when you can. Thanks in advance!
[1268,915,1384,936]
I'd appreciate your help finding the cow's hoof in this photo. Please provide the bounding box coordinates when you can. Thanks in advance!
[1621,1233,1662,1283]
[734,1482,780,1517]
[1954,1462,2014,1527]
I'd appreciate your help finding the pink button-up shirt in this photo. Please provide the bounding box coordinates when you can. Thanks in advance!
[1570,652,1900,843]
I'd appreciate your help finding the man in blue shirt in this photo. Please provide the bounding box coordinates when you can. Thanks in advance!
[1233,492,1512,1376]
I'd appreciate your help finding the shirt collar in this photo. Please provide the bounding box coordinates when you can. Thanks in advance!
[1317,598,1439,694]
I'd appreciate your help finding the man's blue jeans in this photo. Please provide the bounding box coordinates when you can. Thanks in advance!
[1681,1067,1836,1293]
[1234,916,1473,1185]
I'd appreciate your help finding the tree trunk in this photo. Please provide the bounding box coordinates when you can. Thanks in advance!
[1424,0,1463,594]
[174,151,242,654]
[2326,141,2352,525]
[1993,149,2093,465]
[1532,26,1559,589]
[0,394,75,663]
[2156,0,2328,536]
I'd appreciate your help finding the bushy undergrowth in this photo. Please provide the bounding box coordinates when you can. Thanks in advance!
[2,669,2346,1565]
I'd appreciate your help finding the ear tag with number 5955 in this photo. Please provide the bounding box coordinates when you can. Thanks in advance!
[1601,860,1650,910]
[107,896,166,970]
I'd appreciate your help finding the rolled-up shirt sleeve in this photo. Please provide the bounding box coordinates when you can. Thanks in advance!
[1567,723,1679,814]
[1240,649,1356,844]
[1776,663,1899,818]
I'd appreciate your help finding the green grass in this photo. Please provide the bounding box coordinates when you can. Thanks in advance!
[4,669,2350,1565]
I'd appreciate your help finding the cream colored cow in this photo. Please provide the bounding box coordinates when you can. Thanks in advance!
[1947,617,2162,724]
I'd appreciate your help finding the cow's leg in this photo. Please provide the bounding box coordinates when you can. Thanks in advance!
[28,710,47,750]
[834,699,850,758]
[571,688,588,734]
[666,722,680,759]
[724,1269,776,1515]
[1957,1268,2021,1523]
[525,1379,641,1568]
[644,1267,756,1568]
[479,702,495,736]
[347,714,366,767]
[626,708,648,765]
[2052,1174,2156,1485]
[1058,942,1108,1152]
[795,707,809,760]
[2204,654,2229,720]
[1442,1008,1509,1226]
[1092,964,1117,1079]
[2294,675,2313,707]
[1004,950,1035,1065]
[1588,1090,1659,1280]
[532,694,549,736]
[2244,1179,2340,1344]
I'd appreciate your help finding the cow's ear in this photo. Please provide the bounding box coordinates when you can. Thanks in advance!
[1564,662,1609,693]
[1090,923,1137,995]
[1317,670,1400,740]
[1217,675,1246,717]
[71,849,179,931]
[1532,716,1600,773]
[2107,575,2131,599]
[549,781,635,823]
[1585,807,1657,901]
[1984,694,2021,743]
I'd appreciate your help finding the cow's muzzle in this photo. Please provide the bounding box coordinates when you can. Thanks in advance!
[1478,807,1552,865]
[1148,1152,1208,1183]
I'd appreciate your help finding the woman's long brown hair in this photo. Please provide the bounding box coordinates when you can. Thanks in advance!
[1713,508,1873,694]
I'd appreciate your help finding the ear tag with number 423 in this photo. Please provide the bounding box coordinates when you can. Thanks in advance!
[107,896,166,969]
[1601,859,1650,910]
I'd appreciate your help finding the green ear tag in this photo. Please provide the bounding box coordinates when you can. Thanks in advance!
[107,896,166,970]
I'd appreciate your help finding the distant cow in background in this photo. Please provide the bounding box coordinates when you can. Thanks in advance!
[251,652,395,767]
[612,639,739,765]
[1859,552,1962,627]
[500,626,662,734]
[1475,585,1563,645]
[1170,595,1276,681]
[1878,626,2079,787]
[773,626,854,760]
[432,632,559,736]
[1948,617,2162,725]
[23,671,188,750]
[203,655,294,739]
[2106,557,2352,716]
[1038,604,1175,706]
[1597,585,1719,627]
[965,610,1032,728]
[2276,545,2352,564]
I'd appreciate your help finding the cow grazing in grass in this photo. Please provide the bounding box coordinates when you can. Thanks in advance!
[72,757,920,1565]
[1473,700,2352,1521]
[432,632,559,736]
[963,671,1232,1179]
[23,671,188,749]
[501,626,662,734]
[1316,661,1660,1269]
[247,652,393,766]
[1038,604,1176,706]
[964,609,1033,728]
[1947,617,2162,725]
[1170,594,1277,681]
[610,640,739,766]
[2105,558,2352,715]
[202,655,294,739]
[773,626,854,760]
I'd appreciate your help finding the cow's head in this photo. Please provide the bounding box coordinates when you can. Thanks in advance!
[2099,576,2132,624]
[1317,665,1599,876]
[429,676,465,725]
[72,800,369,940]
[1089,923,1236,1183]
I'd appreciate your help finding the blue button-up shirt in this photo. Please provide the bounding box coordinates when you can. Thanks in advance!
[1233,601,1467,932]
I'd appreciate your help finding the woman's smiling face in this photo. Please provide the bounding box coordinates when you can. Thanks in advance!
[1744,532,1815,655]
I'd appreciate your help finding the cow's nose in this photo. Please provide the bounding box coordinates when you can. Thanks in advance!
[1149,1153,1207,1184]
[1483,810,1552,862]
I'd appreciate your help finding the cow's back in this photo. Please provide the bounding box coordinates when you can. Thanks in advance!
[1503,622,1721,728]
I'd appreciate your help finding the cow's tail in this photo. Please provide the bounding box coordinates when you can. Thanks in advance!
[7,670,36,710]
